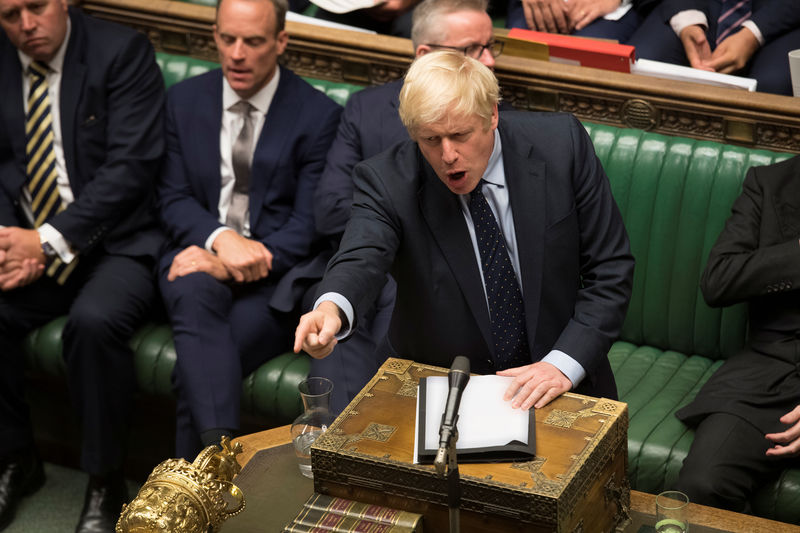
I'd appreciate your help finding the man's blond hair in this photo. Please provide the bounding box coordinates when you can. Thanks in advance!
[399,51,499,140]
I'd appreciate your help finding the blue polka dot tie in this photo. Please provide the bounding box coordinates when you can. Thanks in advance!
[468,181,529,370]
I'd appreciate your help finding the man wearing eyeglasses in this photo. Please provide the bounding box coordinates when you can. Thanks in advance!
[308,0,507,414]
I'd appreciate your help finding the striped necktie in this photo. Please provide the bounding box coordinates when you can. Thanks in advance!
[25,61,77,284]
[716,0,752,45]
[468,180,529,370]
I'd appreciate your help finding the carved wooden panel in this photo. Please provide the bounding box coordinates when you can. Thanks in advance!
[82,0,800,154]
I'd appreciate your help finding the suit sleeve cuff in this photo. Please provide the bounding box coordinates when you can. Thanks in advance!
[206,226,234,252]
[741,20,764,46]
[542,350,586,389]
[38,224,76,263]
[314,292,353,339]
[670,10,708,37]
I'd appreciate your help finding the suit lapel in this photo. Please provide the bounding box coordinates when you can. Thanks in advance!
[196,73,224,214]
[60,14,87,193]
[418,156,494,355]
[248,68,292,230]
[773,159,800,239]
[0,47,26,196]
[501,126,546,358]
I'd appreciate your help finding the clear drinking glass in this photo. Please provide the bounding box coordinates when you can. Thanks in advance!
[655,490,689,533]
[290,377,335,478]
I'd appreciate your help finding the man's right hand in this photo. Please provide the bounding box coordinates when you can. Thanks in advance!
[211,229,272,283]
[521,0,572,33]
[679,25,714,71]
[294,301,342,359]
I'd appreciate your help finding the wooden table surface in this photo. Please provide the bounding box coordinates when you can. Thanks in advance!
[233,426,800,533]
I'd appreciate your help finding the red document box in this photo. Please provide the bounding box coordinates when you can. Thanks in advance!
[508,28,635,73]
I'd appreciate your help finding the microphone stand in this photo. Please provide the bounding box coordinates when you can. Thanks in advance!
[435,426,461,533]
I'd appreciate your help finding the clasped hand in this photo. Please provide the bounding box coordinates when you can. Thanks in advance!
[521,0,621,34]
[680,25,759,74]
[168,230,272,283]
[0,227,45,290]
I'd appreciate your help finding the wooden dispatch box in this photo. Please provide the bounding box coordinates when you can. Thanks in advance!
[311,358,631,533]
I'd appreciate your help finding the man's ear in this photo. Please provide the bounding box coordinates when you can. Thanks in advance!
[415,45,431,58]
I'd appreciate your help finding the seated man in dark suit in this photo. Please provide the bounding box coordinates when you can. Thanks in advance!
[0,0,165,530]
[296,51,634,410]
[158,0,341,460]
[673,156,800,512]
[312,0,503,415]
[628,0,800,95]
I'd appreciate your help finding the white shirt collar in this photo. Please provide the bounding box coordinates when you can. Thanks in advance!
[481,129,505,189]
[222,66,280,115]
[18,18,71,74]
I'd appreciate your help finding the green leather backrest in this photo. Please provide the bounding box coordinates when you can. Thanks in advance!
[585,123,791,361]
[154,52,365,104]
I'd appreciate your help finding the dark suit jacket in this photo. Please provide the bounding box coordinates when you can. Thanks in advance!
[316,79,516,239]
[319,112,634,397]
[664,0,800,42]
[0,8,164,260]
[677,155,800,434]
[158,66,342,309]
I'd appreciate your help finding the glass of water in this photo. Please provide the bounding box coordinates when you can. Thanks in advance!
[655,490,689,533]
[290,377,335,478]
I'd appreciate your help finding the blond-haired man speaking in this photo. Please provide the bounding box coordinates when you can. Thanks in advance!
[296,52,634,410]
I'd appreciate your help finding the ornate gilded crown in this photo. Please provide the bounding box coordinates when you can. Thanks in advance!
[116,436,246,533]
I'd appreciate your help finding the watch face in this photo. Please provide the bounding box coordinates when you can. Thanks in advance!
[41,241,57,261]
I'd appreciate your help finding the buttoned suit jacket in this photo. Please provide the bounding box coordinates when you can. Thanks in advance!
[158,66,342,311]
[319,112,634,397]
[677,155,800,434]
[0,7,164,260]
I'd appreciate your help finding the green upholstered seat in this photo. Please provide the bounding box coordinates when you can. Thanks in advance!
[586,122,797,523]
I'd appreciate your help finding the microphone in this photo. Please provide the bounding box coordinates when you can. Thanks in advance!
[434,356,470,473]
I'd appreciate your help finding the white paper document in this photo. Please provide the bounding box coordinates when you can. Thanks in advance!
[631,58,757,91]
[309,0,385,14]
[414,375,535,464]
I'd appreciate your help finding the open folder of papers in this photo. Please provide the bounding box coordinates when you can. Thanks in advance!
[414,375,535,464]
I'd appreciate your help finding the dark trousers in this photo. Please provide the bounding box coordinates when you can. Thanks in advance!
[159,251,293,459]
[674,412,797,512]
[628,1,800,95]
[0,254,156,475]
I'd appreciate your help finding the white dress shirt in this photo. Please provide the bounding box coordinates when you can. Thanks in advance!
[204,69,280,251]
[18,20,76,263]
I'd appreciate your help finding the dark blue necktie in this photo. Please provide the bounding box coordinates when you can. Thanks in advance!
[716,0,752,45]
[468,181,529,370]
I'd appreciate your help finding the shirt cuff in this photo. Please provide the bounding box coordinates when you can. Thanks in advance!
[602,1,632,22]
[206,226,234,252]
[541,349,586,389]
[741,20,764,46]
[38,224,76,264]
[670,10,708,37]
[314,292,354,339]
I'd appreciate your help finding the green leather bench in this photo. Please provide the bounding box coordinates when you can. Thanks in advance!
[25,50,800,524]
[585,123,799,524]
